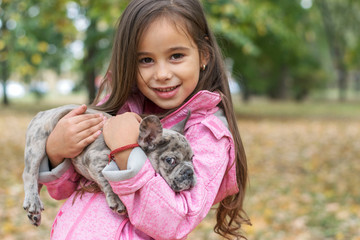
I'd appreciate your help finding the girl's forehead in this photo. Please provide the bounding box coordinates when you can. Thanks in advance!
[138,17,196,50]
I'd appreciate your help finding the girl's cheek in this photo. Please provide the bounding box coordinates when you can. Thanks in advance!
[138,68,152,80]
[136,72,147,85]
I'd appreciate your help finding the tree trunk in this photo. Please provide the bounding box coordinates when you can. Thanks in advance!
[86,69,96,103]
[1,60,9,106]
[337,66,348,102]
[355,72,360,92]
[83,18,98,104]
[317,0,348,101]
[239,77,250,102]
[278,65,291,99]
[0,8,10,106]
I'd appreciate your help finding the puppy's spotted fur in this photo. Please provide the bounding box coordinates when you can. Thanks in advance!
[22,105,196,226]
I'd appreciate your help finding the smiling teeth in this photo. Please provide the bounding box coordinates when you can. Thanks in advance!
[156,86,177,92]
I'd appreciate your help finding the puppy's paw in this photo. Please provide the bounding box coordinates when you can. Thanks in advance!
[27,212,42,227]
[23,194,44,226]
[106,192,126,215]
[110,201,126,215]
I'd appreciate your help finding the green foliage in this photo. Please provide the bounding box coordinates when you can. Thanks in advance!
[0,0,76,78]
[1,0,359,103]
[65,0,129,102]
[316,0,360,69]
[203,0,359,101]
[0,0,129,103]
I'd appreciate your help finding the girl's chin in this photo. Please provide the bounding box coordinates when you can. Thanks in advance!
[151,97,183,110]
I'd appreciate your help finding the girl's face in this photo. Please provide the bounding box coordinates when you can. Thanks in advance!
[136,17,205,110]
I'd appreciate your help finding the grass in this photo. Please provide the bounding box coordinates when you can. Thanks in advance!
[3,92,360,120]
[1,92,88,115]
[232,95,360,120]
[1,94,360,239]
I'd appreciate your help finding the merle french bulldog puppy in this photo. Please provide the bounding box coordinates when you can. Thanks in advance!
[22,105,196,226]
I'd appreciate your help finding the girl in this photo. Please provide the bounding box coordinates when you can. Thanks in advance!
[41,0,251,239]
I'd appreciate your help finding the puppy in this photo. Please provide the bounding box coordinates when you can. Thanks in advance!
[22,105,196,226]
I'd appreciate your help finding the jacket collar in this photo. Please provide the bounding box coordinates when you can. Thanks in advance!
[119,90,222,129]
[161,90,221,129]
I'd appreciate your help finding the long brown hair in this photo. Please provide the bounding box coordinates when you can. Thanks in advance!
[92,0,251,238]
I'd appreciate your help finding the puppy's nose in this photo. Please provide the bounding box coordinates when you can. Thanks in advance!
[182,168,194,178]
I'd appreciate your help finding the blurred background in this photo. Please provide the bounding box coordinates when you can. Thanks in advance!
[0,0,359,239]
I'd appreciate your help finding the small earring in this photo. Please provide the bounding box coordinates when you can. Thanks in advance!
[201,64,207,71]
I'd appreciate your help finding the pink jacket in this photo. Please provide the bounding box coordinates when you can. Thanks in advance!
[39,90,238,240]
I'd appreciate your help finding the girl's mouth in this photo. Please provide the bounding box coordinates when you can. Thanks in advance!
[153,86,179,92]
[152,85,180,99]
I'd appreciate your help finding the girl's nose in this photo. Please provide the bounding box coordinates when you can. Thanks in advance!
[155,63,172,81]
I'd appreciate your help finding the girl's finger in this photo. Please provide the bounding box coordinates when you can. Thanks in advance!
[78,129,102,147]
[75,114,106,132]
[76,121,105,142]
[125,112,142,121]
[133,113,142,122]
[70,113,105,125]
[63,104,87,119]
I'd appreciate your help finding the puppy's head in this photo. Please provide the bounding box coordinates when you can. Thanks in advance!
[138,115,196,192]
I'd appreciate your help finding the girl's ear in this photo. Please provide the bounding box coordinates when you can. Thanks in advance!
[200,46,210,69]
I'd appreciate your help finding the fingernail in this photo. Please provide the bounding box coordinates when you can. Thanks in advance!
[103,118,109,126]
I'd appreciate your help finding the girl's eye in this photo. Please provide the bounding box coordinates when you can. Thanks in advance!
[139,57,153,64]
[165,157,176,165]
[171,53,184,60]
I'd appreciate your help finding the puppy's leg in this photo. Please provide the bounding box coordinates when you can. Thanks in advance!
[23,124,46,226]
[80,148,126,215]
[98,176,126,215]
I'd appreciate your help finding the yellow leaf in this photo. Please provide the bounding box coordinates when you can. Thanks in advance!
[0,40,5,50]
[19,63,35,75]
[335,232,344,240]
[31,53,42,65]
[242,44,252,55]
[38,41,49,52]
[18,36,29,46]
[2,221,16,234]
[0,52,8,61]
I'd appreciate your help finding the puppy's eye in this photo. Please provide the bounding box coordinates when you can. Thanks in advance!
[165,157,175,165]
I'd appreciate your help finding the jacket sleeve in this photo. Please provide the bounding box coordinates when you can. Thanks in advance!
[38,158,81,200]
[106,115,238,240]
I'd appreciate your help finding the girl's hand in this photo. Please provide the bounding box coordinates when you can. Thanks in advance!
[103,112,142,170]
[46,104,106,168]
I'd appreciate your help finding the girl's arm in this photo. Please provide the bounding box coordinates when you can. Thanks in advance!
[39,105,105,200]
[103,115,237,239]
[103,112,141,170]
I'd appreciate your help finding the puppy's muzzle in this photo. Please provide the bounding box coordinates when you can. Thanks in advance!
[180,168,195,182]
[172,166,196,192]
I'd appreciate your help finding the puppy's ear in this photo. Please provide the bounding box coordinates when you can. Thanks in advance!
[170,110,191,135]
[138,115,163,151]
